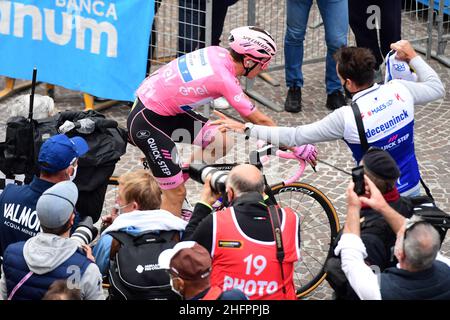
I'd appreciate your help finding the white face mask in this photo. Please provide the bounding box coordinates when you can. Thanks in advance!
[69,165,78,181]
[114,203,130,215]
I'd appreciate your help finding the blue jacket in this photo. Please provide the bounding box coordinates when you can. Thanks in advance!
[380,260,450,300]
[2,241,91,300]
[0,176,54,256]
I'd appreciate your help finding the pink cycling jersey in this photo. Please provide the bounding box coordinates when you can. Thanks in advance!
[136,46,257,117]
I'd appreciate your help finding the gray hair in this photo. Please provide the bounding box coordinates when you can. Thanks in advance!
[404,222,441,270]
[226,170,265,197]
[8,94,57,120]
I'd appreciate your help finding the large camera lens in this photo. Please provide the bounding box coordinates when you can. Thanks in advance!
[71,216,98,247]
[209,170,228,193]
[189,163,228,193]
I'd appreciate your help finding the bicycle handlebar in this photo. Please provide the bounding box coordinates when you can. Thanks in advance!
[251,142,309,185]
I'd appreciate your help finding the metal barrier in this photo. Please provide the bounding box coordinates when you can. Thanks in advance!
[435,0,450,66]
[148,0,212,74]
[402,0,450,66]
[402,0,436,60]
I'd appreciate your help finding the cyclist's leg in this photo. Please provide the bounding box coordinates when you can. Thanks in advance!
[127,100,186,216]
[196,122,234,163]
[175,109,234,164]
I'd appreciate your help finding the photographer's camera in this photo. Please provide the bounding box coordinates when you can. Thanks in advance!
[189,163,228,193]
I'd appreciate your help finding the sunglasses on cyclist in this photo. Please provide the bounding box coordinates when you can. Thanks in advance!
[259,58,272,70]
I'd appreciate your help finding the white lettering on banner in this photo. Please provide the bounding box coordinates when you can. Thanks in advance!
[3,203,41,232]
[0,1,118,57]
[223,275,278,297]
[44,10,72,45]
[55,0,117,20]
[75,15,117,57]
[0,1,12,35]
[13,3,43,40]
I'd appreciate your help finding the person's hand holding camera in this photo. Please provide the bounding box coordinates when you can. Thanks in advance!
[200,175,221,206]
[346,181,362,211]
[358,175,389,213]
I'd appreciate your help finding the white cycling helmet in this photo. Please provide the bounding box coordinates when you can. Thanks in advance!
[229,26,277,70]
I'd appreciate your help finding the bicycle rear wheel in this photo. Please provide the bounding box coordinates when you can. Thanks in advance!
[270,182,340,299]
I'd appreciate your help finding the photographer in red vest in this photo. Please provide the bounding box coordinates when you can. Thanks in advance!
[183,164,300,300]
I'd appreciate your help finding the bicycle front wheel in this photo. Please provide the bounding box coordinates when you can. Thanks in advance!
[270,182,340,299]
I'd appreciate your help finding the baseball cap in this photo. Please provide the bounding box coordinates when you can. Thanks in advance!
[38,134,89,173]
[384,50,417,83]
[362,147,400,180]
[36,181,78,229]
[158,241,212,281]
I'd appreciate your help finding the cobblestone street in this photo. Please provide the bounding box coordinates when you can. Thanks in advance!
[0,0,449,300]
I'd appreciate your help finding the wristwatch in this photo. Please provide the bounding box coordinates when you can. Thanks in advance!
[244,122,254,140]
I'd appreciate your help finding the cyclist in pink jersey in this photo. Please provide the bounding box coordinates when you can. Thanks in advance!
[127,26,279,217]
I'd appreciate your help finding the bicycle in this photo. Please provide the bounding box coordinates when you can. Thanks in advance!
[183,143,340,298]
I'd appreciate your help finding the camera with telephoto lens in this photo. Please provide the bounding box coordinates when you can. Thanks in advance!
[189,163,228,193]
[71,216,98,247]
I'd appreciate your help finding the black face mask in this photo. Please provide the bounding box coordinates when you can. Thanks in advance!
[344,80,353,100]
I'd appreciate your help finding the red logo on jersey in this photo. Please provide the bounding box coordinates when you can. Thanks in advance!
[388,134,399,143]
[395,93,405,102]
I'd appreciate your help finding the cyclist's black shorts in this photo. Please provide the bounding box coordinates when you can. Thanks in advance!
[127,99,216,190]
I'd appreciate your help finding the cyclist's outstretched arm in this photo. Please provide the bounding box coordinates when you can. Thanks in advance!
[243,109,276,127]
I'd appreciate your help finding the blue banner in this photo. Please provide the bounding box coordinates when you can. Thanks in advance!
[0,0,154,101]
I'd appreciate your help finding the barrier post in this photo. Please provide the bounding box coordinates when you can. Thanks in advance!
[0,78,36,101]
[243,0,283,112]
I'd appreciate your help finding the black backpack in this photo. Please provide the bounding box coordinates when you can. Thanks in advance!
[107,230,181,300]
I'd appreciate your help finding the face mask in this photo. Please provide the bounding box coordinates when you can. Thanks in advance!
[114,203,129,215]
[69,165,78,181]
[170,277,183,299]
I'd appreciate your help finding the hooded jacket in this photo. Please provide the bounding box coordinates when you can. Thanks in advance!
[0,233,105,300]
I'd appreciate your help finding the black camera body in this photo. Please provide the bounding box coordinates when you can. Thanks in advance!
[352,165,365,196]
[189,163,228,193]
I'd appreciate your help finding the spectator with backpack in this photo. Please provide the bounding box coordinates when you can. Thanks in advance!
[0,181,104,300]
[0,134,88,258]
[158,241,247,300]
[92,170,187,300]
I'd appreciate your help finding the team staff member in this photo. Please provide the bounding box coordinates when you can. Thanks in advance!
[214,40,445,196]
[183,164,301,300]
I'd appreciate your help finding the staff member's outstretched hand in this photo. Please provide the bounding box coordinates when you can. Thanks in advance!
[212,111,246,133]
